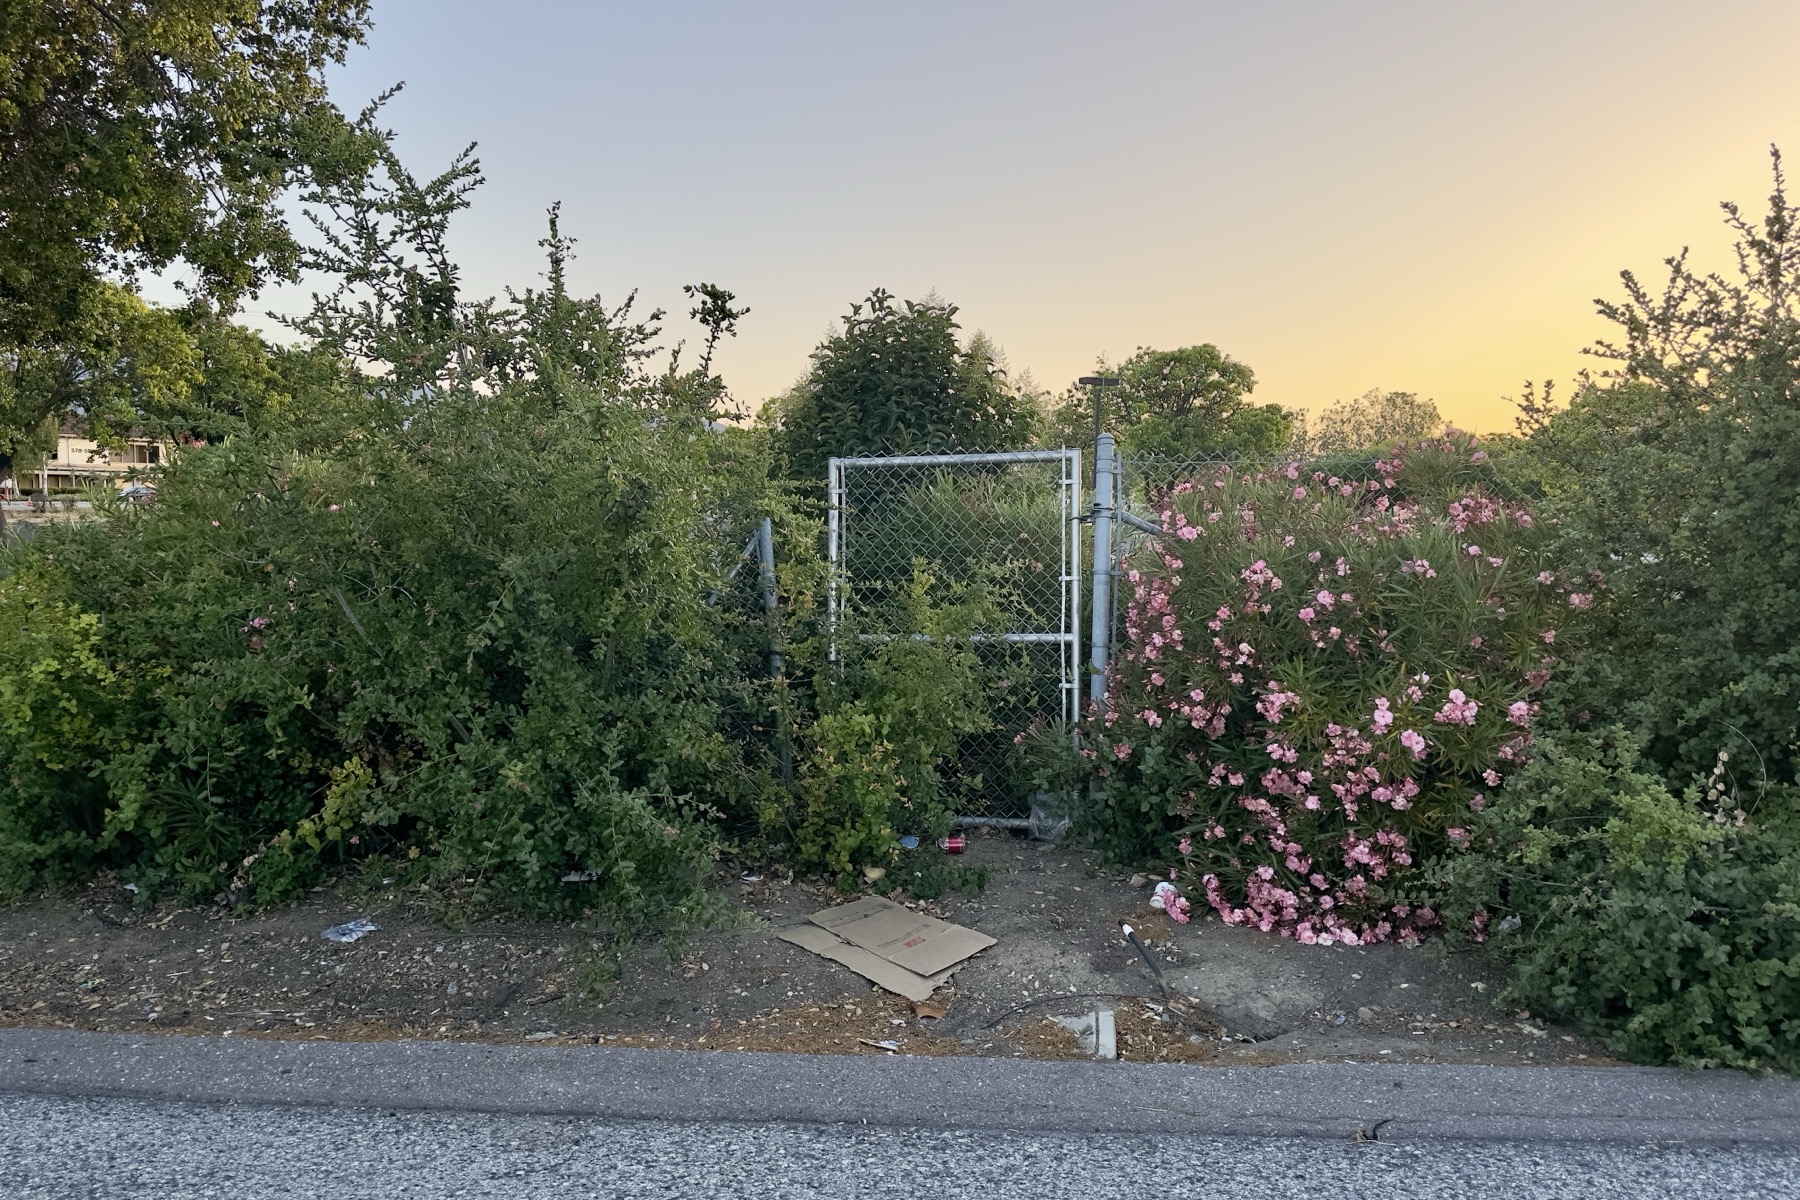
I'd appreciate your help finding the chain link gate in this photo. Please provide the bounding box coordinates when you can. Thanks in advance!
[828,450,1083,820]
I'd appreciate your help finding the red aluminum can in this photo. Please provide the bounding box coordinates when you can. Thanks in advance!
[938,835,966,854]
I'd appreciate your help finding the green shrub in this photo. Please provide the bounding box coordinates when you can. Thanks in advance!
[780,567,1000,881]
[0,392,780,912]
[1432,730,1800,1072]
[1512,154,1800,788]
[0,140,786,932]
[1087,434,1577,944]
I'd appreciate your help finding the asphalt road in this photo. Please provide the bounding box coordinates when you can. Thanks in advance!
[2,1029,1797,1198]
[5,1092,1800,1200]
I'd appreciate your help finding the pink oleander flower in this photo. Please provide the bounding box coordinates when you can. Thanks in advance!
[1314,589,1335,609]
[1371,698,1394,730]
[1293,486,1307,499]
[1298,606,1316,622]
[1541,629,1556,644]
[1178,837,1193,855]
[1113,741,1132,760]
[1433,688,1479,726]
[1507,700,1531,726]
[1399,729,1427,759]
[1536,570,1554,584]
[1568,592,1593,609]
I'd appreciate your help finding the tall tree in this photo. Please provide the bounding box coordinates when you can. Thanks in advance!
[1302,387,1443,454]
[1052,343,1291,459]
[769,289,1038,483]
[0,282,199,470]
[0,0,372,343]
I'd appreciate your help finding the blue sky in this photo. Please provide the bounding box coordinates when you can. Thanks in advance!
[239,1,1800,429]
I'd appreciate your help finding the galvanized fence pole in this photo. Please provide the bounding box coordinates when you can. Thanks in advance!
[1062,448,1083,726]
[826,458,843,664]
[1088,432,1117,711]
[756,516,781,678]
[755,516,793,784]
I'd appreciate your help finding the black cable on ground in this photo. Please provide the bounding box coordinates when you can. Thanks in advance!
[1121,921,1173,999]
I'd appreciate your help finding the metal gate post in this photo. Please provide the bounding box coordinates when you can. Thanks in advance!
[756,516,782,678]
[826,458,843,664]
[1088,432,1116,710]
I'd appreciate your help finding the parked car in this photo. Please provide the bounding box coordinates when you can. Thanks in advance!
[119,484,157,505]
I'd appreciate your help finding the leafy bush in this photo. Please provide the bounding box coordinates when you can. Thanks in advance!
[1432,730,1800,1072]
[1087,434,1586,944]
[1513,152,1800,787]
[778,567,1001,881]
[0,383,778,912]
[0,135,784,937]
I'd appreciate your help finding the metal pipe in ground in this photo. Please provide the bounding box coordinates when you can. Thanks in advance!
[950,816,1031,831]
[1088,432,1116,710]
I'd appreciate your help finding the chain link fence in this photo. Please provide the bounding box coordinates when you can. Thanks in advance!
[828,450,1082,818]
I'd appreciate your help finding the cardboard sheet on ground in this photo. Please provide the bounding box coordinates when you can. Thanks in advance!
[777,896,996,1001]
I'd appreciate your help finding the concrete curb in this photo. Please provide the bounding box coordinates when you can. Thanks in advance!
[2,1028,1795,1144]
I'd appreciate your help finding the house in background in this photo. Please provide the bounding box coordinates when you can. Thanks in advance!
[33,426,173,492]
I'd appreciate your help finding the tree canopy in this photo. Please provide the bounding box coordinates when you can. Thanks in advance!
[1051,343,1293,459]
[0,0,372,343]
[1301,387,1443,454]
[768,289,1038,483]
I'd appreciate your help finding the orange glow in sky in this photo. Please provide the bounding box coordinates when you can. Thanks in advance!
[240,1,1800,433]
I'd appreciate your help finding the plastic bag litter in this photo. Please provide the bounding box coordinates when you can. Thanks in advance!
[320,917,378,943]
[1027,791,1076,843]
[1028,806,1072,843]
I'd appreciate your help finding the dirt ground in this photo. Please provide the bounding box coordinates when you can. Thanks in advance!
[0,828,1615,1066]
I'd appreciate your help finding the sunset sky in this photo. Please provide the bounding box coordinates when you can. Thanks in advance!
[260,1,1800,432]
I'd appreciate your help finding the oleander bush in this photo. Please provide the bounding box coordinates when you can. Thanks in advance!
[1087,434,1591,944]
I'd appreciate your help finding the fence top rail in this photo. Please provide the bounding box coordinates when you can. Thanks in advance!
[830,449,1079,469]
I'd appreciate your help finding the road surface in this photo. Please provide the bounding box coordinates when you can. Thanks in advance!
[1,1028,1795,1198]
